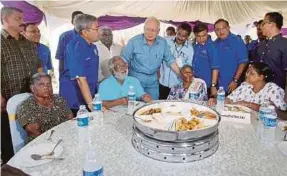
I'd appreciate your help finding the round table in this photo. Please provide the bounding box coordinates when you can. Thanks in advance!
[8,105,287,176]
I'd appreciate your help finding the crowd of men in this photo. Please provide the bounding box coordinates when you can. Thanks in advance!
[1,6,287,163]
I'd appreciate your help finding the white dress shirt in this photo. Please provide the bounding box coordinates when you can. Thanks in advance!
[94,41,123,81]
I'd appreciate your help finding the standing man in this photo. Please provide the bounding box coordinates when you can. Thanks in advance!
[23,23,53,74]
[159,23,193,99]
[61,14,100,115]
[192,22,220,98]
[214,19,248,93]
[248,20,266,62]
[257,12,287,90]
[95,26,123,81]
[165,26,176,39]
[122,17,180,100]
[1,7,42,163]
[56,11,83,78]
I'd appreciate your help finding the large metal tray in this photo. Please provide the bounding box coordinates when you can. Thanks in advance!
[133,101,221,142]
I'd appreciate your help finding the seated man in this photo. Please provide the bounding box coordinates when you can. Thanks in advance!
[17,73,73,142]
[98,56,151,108]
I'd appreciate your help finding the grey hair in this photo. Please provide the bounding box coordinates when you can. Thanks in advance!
[108,56,123,73]
[1,7,23,25]
[31,73,52,85]
[144,16,160,30]
[99,26,112,33]
[74,14,97,34]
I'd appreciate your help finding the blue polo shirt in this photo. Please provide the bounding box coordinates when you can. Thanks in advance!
[214,33,248,91]
[121,34,174,88]
[159,39,193,88]
[98,75,145,101]
[192,38,220,88]
[55,29,77,76]
[60,34,99,109]
[37,43,52,73]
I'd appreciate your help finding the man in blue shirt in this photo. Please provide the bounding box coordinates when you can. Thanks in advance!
[159,23,193,99]
[99,56,151,108]
[56,11,83,79]
[192,22,220,98]
[61,14,100,115]
[122,17,180,100]
[214,19,248,93]
[23,23,53,74]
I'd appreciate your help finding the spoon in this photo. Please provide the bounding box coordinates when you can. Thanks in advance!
[47,130,55,141]
[30,154,64,160]
[30,139,63,160]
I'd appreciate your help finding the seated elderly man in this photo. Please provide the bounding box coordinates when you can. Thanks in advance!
[98,56,151,108]
[17,73,73,142]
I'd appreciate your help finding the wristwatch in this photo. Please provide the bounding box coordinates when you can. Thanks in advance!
[211,83,216,87]
[233,78,238,84]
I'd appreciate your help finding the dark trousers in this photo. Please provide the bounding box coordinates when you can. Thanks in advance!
[1,112,14,164]
[159,84,170,100]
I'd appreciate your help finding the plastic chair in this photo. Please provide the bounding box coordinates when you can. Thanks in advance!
[6,93,32,153]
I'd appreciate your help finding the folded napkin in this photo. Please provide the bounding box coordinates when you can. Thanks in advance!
[1,164,30,176]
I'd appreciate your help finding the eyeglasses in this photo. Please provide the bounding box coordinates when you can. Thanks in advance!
[261,20,273,27]
[88,28,99,32]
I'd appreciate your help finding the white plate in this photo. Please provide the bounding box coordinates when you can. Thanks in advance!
[277,142,287,156]
[13,142,63,167]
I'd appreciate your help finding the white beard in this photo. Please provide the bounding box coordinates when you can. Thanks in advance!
[114,68,128,80]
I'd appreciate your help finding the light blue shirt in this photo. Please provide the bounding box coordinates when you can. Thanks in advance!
[121,34,174,88]
[98,75,145,101]
[160,39,194,87]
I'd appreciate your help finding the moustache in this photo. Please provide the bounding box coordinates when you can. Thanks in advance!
[19,24,25,28]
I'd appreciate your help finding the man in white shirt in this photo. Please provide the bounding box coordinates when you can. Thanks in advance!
[95,26,123,81]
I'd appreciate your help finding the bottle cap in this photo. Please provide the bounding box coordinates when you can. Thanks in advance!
[79,105,86,109]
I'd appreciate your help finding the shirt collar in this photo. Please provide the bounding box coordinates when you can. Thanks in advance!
[142,34,159,45]
[173,38,189,48]
[267,33,281,41]
[1,29,26,40]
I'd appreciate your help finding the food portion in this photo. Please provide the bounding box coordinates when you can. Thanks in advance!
[224,104,250,113]
[140,108,161,115]
[135,102,218,132]
[190,108,217,119]
[175,117,202,131]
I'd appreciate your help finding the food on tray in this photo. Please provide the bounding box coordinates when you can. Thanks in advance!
[175,117,203,131]
[140,108,161,115]
[224,105,249,113]
[190,108,216,119]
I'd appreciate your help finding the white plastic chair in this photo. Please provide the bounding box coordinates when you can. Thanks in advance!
[6,93,32,153]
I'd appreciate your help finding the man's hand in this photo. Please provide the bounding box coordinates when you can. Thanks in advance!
[208,98,216,106]
[120,97,128,105]
[228,81,237,93]
[142,94,152,103]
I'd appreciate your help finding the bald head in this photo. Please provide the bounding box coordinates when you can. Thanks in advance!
[144,17,160,44]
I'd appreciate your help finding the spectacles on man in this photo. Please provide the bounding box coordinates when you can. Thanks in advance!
[261,20,273,27]
[88,28,99,32]
[144,28,158,33]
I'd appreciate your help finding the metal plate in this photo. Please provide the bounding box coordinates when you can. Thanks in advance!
[133,101,221,142]
[132,126,219,163]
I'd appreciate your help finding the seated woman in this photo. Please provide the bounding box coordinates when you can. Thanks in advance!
[167,65,207,101]
[98,56,151,108]
[17,73,73,142]
[225,62,286,111]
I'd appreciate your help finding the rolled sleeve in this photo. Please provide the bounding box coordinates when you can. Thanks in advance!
[121,40,134,63]
[163,40,174,66]
[208,43,220,69]
[56,34,65,60]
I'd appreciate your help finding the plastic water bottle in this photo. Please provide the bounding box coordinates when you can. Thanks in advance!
[216,86,225,113]
[83,148,104,176]
[93,94,102,111]
[258,100,270,121]
[263,105,278,128]
[92,94,103,121]
[77,105,89,127]
[128,85,136,115]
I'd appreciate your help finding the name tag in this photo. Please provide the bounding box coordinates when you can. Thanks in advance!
[221,111,251,124]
